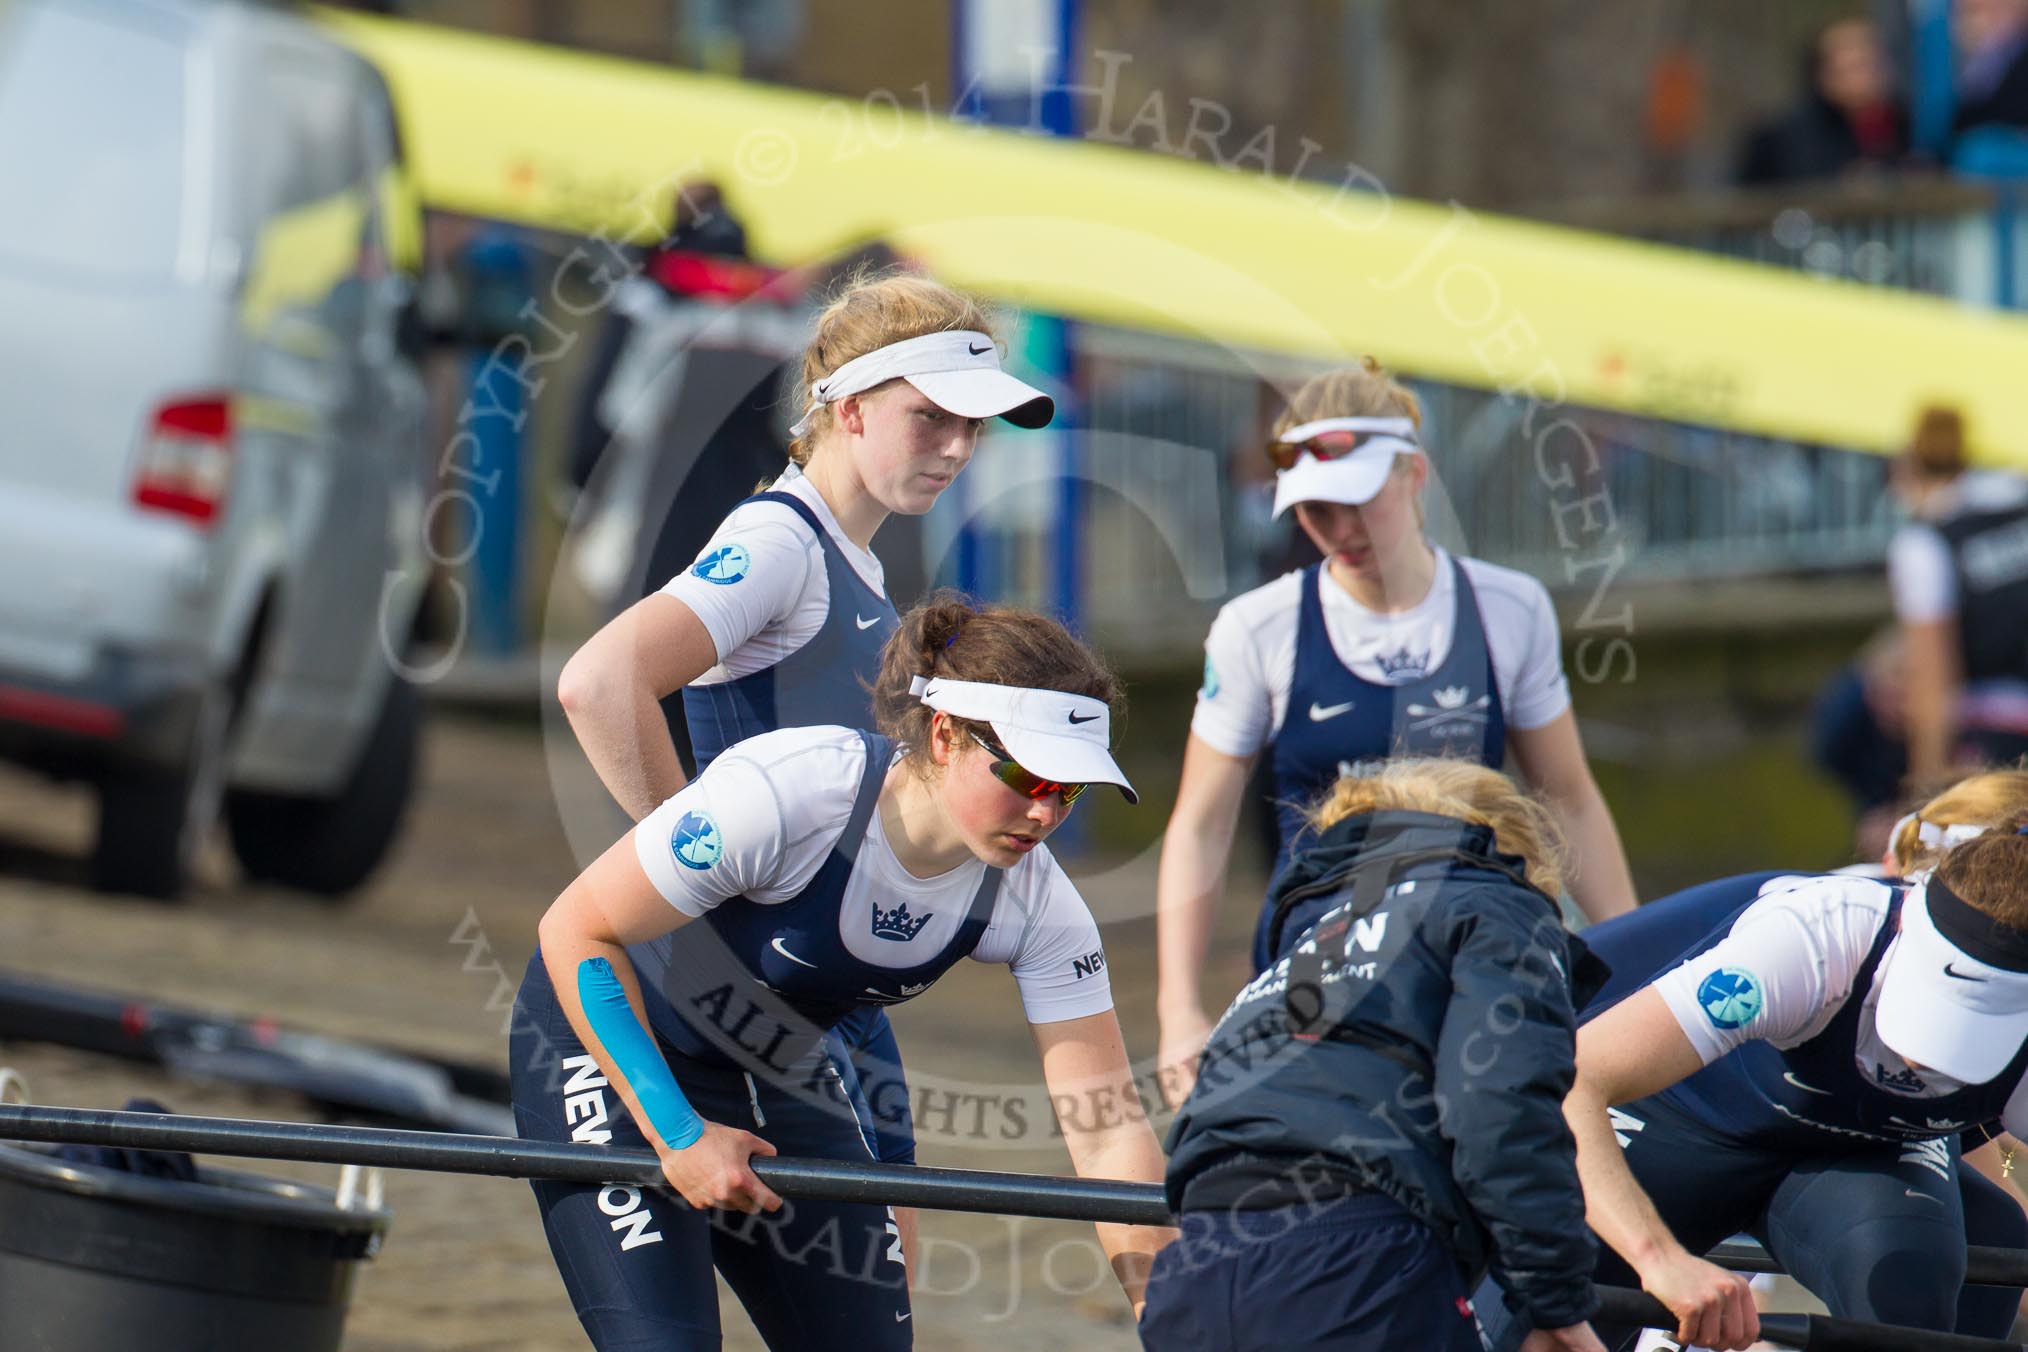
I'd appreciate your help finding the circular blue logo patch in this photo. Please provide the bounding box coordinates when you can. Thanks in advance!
[1697,967,1763,1030]
[691,543,750,586]
[670,811,724,870]
[1201,655,1220,701]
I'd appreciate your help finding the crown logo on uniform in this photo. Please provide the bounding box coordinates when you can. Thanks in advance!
[1373,644,1428,680]
[1434,685,1471,709]
[871,901,933,942]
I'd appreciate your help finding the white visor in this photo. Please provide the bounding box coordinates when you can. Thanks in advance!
[1270,416,1420,519]
[1876,882,2028,1084]
[1895,815,1992,881]
[909,675,1136,803]
[790,330,1054,436]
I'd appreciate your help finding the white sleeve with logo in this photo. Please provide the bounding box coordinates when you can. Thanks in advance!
[1188,575,1300,759]
[633,752,787,918]
[972,849,1116,1024]
[1650,876,1892,1064]
[658,505,821,669]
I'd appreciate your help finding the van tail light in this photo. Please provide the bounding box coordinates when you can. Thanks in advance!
[133,395,232,526]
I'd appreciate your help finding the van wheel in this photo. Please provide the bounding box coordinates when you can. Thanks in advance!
[225,677,420,898]
[93,684,233,901]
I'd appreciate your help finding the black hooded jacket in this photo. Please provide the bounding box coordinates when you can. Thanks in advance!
[1164,809,1611,1331]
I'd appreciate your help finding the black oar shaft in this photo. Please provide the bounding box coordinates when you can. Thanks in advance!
[1709,1237,2028,1289]
[0,1104,1172,1226]
[9,1102,2028,1344]
[1594,1286,2027,1352]
[1595,1288,1805,1348]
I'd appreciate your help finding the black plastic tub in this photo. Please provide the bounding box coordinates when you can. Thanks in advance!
[0,1142,389,1352]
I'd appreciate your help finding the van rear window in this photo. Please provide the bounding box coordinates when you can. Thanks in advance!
[0,1,187,280]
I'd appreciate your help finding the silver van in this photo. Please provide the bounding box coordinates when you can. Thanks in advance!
[0,0,429,898]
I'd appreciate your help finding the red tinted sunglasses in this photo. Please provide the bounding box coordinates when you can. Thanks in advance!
[1265,427,1402,472]
[970,731,1087,805]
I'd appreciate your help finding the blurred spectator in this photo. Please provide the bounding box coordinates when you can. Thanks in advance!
[565,179,762,495]
[1736,17,1908,185]
[1887,404,2028,786]
[560,179,805,777]
[1952,0,2028,135]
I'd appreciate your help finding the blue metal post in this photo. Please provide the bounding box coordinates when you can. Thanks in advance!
[1996,182,2020,310]
[1035,315,1080,630]
[1910,0,1956,161]
[949,4,983,597]
[459,231,531,655]
[950,0,1082,619]
[1043,0,1083,633]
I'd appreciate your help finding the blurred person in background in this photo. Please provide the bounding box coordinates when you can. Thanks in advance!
[556,273,1054,1272]
[1954,0,2028,136]
[524,599,1170,1348]
[1887,404,2028,787]
[1807,626,1910,862]
[567,179,765,498]
[1154,359,1637,1107]
[1476,771,2028,1351]
[1736,16,1908,186]
[562,180,810,641]
[1145,759,1609,1352]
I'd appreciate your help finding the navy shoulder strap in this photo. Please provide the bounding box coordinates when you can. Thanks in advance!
[832,730,893,865]
[741,489,828,541]
[1296,561,1327,635]
[959,866,1005,958]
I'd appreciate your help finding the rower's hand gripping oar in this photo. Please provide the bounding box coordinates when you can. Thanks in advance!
[1592,1286,2028,1352]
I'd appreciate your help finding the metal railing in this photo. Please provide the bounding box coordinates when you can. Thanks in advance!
[1012,324,1899,650]
[513,181,2015,658]
[1544,177,2023,308]
[1409,382,1898,586]
[947,180,2028,654]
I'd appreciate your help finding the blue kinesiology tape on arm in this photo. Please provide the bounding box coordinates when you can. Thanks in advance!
[576,955,705,1150]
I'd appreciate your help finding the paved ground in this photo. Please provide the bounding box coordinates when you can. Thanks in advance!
[0,708,1266,1351]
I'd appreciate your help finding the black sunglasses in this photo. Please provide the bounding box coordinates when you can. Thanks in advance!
[970,731,1087,806]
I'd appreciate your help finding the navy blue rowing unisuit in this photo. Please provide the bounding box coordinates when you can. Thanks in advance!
[512,955,912,1352]
[511,730,1007,1352]
[680,491,897,769]
[660,486,912,1162]
[1255,556,1505,968]
[633,731,1001,1071]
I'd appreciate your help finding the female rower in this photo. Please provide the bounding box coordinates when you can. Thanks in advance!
[1479,769,2028,1350]
[517,597,1172,1349]
[1157,358,1636,1104]
[556,272,1055,1239]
